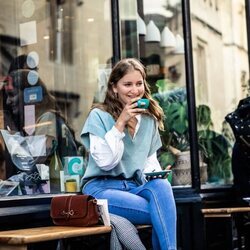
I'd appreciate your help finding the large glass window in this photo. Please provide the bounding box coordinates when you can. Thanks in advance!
[121,0,249,189]
[0,0,113,197]
[190,0,249,188]
[120,0,196,187]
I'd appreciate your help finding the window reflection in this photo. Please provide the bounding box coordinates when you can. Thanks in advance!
[140,0,192,188]
[120,0,249,187]
[122,0,249,188]
[121,0,195,187]
[190,0,249,187]
[3,65,79,194]
[0,0,113,197]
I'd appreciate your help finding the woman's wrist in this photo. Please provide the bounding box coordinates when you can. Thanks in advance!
[110,126,125,138]
[115,119,126,132]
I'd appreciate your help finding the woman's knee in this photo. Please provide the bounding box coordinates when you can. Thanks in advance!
[145,179,173,194]
[147,178,171,188]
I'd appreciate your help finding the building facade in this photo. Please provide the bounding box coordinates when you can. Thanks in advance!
[0,0,249,249]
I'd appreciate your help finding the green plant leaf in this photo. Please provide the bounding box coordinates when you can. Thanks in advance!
[166,102,188,134]
[158,151,176,167]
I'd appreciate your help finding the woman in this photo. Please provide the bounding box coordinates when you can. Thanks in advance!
[81,58,177,250]
[5,69,77,158]
[4,68,77,193]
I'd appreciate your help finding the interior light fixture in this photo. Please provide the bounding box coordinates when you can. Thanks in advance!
[145,20,161,42]
[174,34,185,54]
[137,15,146,36]
[160,26,176,47]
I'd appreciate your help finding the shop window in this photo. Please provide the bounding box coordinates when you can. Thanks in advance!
[0,0,113,197]
[120,0,249,190]
[190,0,249,188]
[120,0,197,187]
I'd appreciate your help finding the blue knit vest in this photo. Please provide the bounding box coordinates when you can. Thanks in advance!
[81,108,162,182]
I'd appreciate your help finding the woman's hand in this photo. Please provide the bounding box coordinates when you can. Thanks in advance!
[115,97,145,132]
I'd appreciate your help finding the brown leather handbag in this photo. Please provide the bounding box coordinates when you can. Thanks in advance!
[50,195,100,226]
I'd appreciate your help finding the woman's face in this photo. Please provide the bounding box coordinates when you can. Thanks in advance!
[112,69,145,107]
[5,88,21,116]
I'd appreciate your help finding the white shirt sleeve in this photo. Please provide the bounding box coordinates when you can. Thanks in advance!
[89,126,125,171]
[143,152,162,173]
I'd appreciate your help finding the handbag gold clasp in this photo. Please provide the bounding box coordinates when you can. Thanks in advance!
[62,209,74,217]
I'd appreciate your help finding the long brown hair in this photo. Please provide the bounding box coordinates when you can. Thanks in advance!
[93,58,164,130]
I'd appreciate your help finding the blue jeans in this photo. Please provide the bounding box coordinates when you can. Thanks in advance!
[83,177,177,250]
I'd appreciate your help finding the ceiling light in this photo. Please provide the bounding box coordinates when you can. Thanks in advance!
[160,26,176,47]
[174,34,185,54]
[137,15,146,35]
[145,20,160,42]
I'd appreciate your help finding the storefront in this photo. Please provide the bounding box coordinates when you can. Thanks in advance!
[0,0,249,249]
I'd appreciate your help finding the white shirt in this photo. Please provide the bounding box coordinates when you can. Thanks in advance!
[89,114,162,172]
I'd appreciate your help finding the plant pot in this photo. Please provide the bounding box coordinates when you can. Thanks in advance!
[172,151,208,186]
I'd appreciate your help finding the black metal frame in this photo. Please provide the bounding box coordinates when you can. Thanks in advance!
[246,0,250,73]
[182,0,201,192]
[111,0,121,65]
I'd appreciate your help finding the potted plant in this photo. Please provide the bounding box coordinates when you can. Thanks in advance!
[153,83,189,155]
[153,86,193,185]
[152,80,232,185]
[197,105,232,183]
